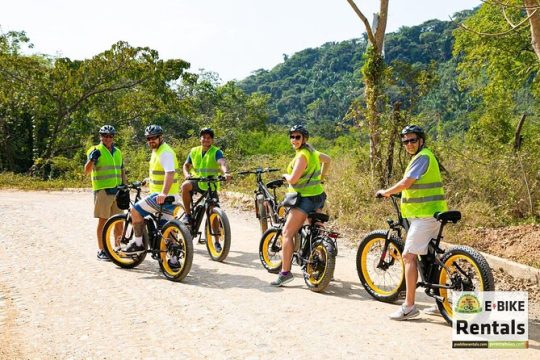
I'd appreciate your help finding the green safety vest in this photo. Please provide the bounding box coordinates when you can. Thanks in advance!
[401,147,448,218]
[149,143,179,194]
[189,145,222,191]
[287,147,324,197]
[87,143,123,191]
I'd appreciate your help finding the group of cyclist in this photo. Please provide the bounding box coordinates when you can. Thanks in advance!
[85,121,446,321]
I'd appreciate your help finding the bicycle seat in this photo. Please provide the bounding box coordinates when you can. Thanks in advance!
[266,179,284,189]
[308,212,329,223]
[434,210,461,224]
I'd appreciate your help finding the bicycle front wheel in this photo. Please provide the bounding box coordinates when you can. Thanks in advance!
[435,246,494,324]
[304,238,335,293]
[205,207,231,262]
[356,230,405,302]
[256,197,269,234]
[259,228,283,273]
[102,213,147,268]
[159,220,193,282]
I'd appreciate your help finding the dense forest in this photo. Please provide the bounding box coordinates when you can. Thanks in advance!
[1,2,540,229]
[238,10,475,137]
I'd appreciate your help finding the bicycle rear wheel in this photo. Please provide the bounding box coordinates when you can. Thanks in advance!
[205,207,231,262]
[102,213,147,268]
[173,204,185,219]
[159,220,193,282]
[259,228,283,273]
[356,230,405,302]
[435,246,494,324]
[304,238,335,293]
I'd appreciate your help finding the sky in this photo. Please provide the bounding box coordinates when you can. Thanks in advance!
[1,0,481,82]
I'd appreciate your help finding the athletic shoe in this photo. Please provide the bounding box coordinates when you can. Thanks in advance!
[389,304,420,321]
[168,257,180,270]
[122,241,145,255]
[270,272,293,287]
[424,305,441,316]
[214,241,222,253]
[97,250,110,261]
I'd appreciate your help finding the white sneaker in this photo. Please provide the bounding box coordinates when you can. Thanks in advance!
[424,305,440,316]
[389,304,419,321]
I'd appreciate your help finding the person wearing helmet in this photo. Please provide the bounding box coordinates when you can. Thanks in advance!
[180,127,231,251]
[121,125,181,258]
[376,124,448,320]
[271,124,331,287]
[84,125,127,261]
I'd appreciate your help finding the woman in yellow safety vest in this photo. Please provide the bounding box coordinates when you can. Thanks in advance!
[271,124,331,287]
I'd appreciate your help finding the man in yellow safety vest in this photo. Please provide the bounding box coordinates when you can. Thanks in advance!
[84,125,127,261]
[123,125,180,258]
[376,125,448,320]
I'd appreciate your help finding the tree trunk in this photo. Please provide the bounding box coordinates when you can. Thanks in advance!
[525,0,540,61]
[384,101,401,186]
[347,0,389,188]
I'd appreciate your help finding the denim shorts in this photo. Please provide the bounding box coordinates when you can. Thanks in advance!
[294,192,327,215]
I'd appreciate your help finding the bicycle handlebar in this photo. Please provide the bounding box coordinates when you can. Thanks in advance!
[188,175,227,182]
[237,167,280,175]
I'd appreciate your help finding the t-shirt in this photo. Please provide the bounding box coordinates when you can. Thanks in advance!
[405,155,429,180]
[185,149,224,164]
[159,151,176,172]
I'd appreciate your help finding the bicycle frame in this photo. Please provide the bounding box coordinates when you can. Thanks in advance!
[120,181,176,259]
[379,195,466,299]
[185,176,223,241]
[272,208,339,268]
[238,167,284,227]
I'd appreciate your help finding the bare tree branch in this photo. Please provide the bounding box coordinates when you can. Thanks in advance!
[502,7,517,28]
[346,0,376,46]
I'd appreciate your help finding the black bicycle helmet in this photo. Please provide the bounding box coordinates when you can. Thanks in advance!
[289,124,309,138]
[401,124,425,139]
[99,125,116,135]
[144,124,163,137]
[199,127,215,138]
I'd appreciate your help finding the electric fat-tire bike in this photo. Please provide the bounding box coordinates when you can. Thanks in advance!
[259,208,339,292]
[356,194,494,324]
[102,181,193,282]
[237,167,286,234]
[179,176,231,262]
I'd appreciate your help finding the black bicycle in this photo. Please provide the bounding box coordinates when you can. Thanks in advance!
[259,208,339,292]
[356,194,494,324]
[238,167,286,233]
[179,176,231,262]
[102,181,193,282]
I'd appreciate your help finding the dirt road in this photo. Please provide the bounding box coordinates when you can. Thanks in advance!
[0,190,538,359]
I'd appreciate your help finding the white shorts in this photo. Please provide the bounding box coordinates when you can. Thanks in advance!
[403,217,440,255]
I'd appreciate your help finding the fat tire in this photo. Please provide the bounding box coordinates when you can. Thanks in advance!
[259,228,283,273]
[158,220,193,282]
[435,245,494,325]
[356,230,405,303]
[205,207,231,262]
[304,238,336,293]
[257,198,269,234]
[102,213,147,269]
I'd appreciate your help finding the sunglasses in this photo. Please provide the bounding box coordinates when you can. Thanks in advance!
[290,135,302,140]
[100,134,114,138]
[146,135,159,141]
[402,138,419,145]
